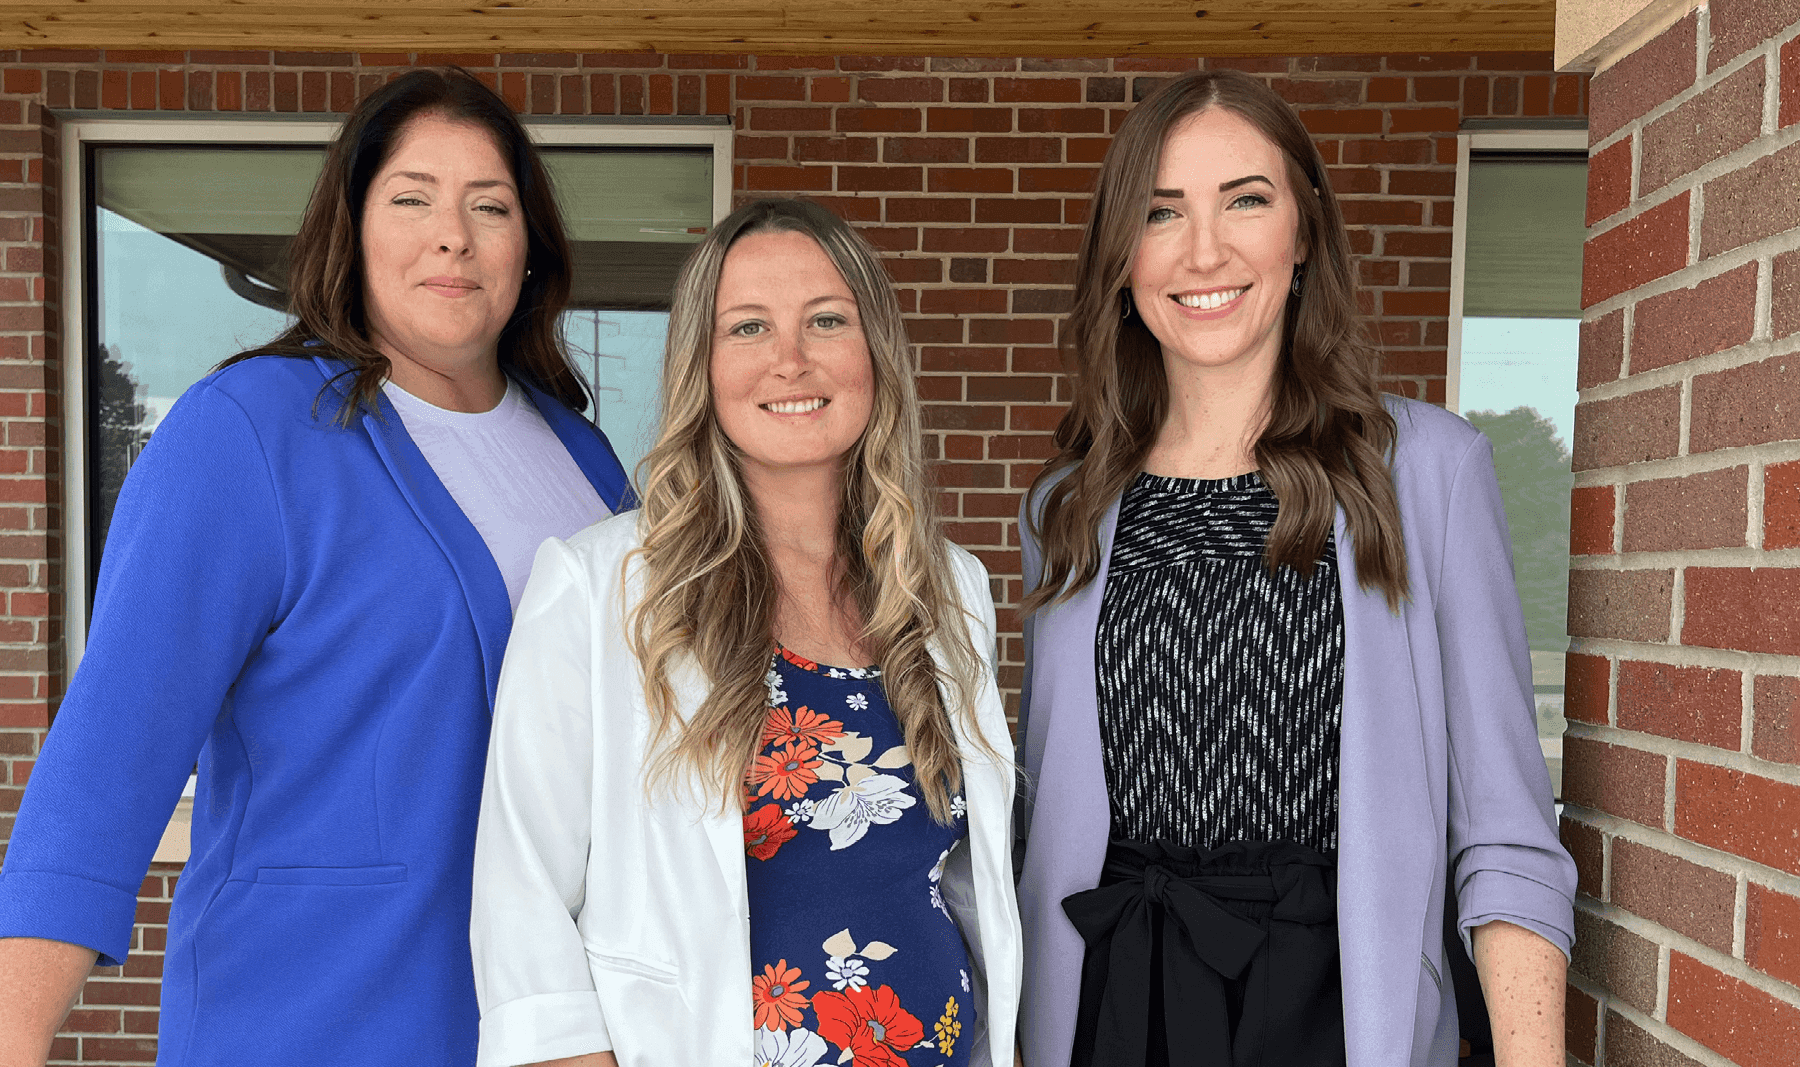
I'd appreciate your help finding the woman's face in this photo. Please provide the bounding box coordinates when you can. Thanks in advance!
[359,112,527,377]
[709,230,876,487]
[1129,107,1307,379]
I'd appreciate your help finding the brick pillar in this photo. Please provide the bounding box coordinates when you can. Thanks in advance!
[1565,4,1800,1065]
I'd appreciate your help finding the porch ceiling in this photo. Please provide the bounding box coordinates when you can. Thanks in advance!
[0,1,1555,57]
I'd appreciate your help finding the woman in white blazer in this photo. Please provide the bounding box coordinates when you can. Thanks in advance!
[470,198,1022,1067]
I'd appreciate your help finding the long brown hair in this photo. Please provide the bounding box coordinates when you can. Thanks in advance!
[1025,69,1407,612]
[220,66,588,421]
[629,198,991,822]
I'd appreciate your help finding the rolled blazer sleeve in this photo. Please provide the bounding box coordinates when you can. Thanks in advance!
[1434,433,1577,958]
[471,537,611,1066]
[0,382,285,965]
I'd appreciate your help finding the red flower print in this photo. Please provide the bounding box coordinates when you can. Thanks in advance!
[779,646,820,672]
[751,960,811,1031]
[812,985,924,1067]
[747,740,821,801]
[761,704,847,748]
[743,803,797,861]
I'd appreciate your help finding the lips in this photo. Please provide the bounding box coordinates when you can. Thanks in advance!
[1173,286,1249,310]
[761,397,828,415]
[421,276,480,295]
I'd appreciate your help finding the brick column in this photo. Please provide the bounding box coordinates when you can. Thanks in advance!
[1565,5,1800,1065]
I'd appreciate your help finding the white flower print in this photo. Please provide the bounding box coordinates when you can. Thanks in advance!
[928,846,952,919]
[826,955,870,990]
[961,968,971,993]
[754,1025,828,1067]
[785,799,816,825]
[826,667,846,679]
[809,773,917,850]
[950,795,967,820]
[764,664,787,707]
[845,692,869,711]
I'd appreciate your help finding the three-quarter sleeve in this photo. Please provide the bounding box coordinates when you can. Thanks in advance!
[0,382,287,965]
[1435,432,1578,958]
[470,536,611,1066]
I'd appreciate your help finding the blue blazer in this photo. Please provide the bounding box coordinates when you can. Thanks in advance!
[0,355,633,1067]
[1015,397,1577,1067]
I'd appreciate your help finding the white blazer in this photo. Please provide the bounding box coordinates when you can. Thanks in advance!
[471,512,1023,1067]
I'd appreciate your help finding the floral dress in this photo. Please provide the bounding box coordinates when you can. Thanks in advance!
[743,646,975,1067]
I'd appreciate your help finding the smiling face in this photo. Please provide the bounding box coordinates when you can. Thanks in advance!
[359,112,526,395]
[709,229,876,490]
[1129,106,1307,381]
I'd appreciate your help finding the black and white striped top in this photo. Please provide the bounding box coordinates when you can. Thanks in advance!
[1095,471,1345,852]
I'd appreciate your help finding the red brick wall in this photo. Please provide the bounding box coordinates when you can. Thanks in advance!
[1564,4,1800,1066]
[0,47,1582,1062]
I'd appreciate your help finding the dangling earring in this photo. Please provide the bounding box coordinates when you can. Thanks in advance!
[1120,289,1134,320]
[1290,267,1304,296]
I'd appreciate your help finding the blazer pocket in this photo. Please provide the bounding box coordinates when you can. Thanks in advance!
[1420,951,1443,991]
[254,864,408,886]
[586,945,680,985]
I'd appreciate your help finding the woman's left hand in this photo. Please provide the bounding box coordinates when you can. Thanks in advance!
[1472,919,1567,1067]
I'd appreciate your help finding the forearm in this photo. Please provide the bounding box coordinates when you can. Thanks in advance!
[1471,919,1566,1067]
[0,937,99,1067]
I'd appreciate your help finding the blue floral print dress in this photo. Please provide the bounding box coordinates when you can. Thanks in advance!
[743,646,975,1067]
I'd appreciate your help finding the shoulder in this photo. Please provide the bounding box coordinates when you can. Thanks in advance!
[193,354,340,418]
[1383,394,1487,488]
[562,509,644,566]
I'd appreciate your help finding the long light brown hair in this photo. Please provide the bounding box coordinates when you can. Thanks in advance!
[1025,69,1407,612]
[221,66,588,421]
[629,198,988,821]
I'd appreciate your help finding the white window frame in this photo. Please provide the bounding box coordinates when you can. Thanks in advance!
[59,114,731,670]
[1445,127,1590,413]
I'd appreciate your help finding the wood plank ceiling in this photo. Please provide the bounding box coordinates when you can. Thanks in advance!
[0,1,1555,56]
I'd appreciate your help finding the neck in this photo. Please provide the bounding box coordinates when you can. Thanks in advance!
[376,335,507,413]
[1143,343,1280,480]
[746,461,868,665]
[745,463,843,565]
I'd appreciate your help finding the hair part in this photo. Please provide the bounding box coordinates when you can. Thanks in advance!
[1025,68,1408,613]
[220,66,588,422]
[628,197,991,822]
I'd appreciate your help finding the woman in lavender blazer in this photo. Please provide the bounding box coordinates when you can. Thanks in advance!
[1013,71,1576,1067]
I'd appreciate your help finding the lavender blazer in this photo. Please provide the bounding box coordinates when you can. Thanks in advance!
[1014,397,1577,1067]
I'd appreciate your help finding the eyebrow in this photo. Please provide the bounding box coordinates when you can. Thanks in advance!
[388,171,513,191]
[718,294,854,318]
[1152,174,1275,198]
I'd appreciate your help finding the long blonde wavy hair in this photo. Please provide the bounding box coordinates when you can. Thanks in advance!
[629,198,987,822]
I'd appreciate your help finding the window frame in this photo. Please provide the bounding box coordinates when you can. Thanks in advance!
[58,112,731,671]
[1445,125,1590,413]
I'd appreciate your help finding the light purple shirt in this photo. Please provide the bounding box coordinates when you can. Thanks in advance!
[1014,396,1576,1067]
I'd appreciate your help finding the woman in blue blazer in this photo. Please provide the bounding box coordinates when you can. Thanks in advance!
[1013,71,1576,1067]
[0,69,632,1066]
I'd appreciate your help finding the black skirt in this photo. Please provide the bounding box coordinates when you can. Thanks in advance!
[1063,839,1347,1067]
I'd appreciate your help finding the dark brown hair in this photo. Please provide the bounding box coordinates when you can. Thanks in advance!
[221,66,588,420]
[1024,69,1408,612]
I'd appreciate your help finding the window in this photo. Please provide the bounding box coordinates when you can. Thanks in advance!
[62,115,730,664]
[1447,124,1588,797]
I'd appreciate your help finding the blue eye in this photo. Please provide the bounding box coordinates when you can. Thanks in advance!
[812,313,847,329]
[1147,205,1177,223]
[1231,193,1271,209]
[730,321,766,337]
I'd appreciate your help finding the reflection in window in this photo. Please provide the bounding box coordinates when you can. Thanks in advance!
[86,141,710,598]
[1457,151,1586,796]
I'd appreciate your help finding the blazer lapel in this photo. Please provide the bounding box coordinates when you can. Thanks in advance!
[522,379,638,512]
[1332,505,1437,1067]
[314,356,514,708]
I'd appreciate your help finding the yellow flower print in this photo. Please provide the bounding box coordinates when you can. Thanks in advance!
[934,995,961,1058]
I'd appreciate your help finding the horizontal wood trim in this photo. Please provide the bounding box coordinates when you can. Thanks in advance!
[2,1,1555,56]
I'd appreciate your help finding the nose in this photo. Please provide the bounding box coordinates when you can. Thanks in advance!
[433,204,474,256]
[1182,213,1230,273]
[768,325,809,378]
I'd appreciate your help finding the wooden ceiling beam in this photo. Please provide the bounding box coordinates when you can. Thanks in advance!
[0,1,1556,56]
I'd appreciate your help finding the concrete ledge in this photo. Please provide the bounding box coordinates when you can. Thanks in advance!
[1558,0,1702,72]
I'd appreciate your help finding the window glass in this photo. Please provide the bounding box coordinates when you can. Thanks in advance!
[86,140,707,598]
[1457,151,1587,797]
